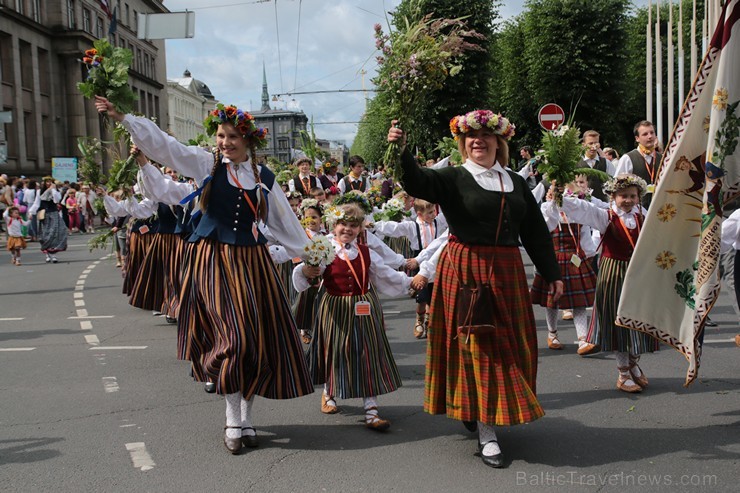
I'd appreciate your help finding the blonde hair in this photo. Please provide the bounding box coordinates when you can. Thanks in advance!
[336,203,365,226]
[413,199,435,213]
[458,134,509,167]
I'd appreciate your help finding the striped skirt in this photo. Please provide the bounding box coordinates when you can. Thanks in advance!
[123,230,153,296]
[530,251,596,309]
[425,241,544,426]
[384,236,414,258]
[177,238,314,399]
[129,233,177,311]
[307,289,402,399]
[587,256,660,354]
[161,235,187,319]
[292,284,321,332]
[276,260,299,307]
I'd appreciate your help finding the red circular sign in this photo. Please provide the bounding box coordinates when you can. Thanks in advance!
[538,103,565,130]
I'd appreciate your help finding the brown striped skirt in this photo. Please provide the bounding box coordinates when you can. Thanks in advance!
[384,236,414,258]
[292,284,321,333]
[306,288,401,399]
[177,238,314,399]
[425,240,544,426]
[161,235,187,319]
[129,233,177,311]
[123,229,154,296]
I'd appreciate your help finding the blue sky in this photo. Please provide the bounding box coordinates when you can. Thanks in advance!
[163,1,649,146]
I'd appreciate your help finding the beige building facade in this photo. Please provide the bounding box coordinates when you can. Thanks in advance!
[167,69,217,143]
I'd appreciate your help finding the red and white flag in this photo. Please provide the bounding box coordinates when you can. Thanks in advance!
[616,0,740,386]
[98,0,112,19]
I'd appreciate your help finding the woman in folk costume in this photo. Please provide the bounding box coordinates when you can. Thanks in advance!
[531,182,598,354]
[95,97,313,455]
[388,111,562,468]
[293,202,412,430]
[29,177,68,263]
[559,174,659,393]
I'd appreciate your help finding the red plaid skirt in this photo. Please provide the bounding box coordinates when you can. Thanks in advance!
[425,240,544,426]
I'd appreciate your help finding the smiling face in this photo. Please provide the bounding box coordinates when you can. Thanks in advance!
[635,124,657,150]
[583,134,600,158]
[303,208,322,232]
[574,174,589,193]
[164,168,179,180]
[333,220,362,244]
[614,186,640,212]
[418,206,437,223]
[298,160,311,175]
[216,123,249,163]
[464,128,499,168]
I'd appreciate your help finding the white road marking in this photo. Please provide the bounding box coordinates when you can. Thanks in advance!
[74,286,84,291]
[83,269,92,274]
[80,320,93,330]
[704,338,738,344]
[0,317,25,321]
[68,315,115,319]
[79,274,88,279]
[383,310,401,314]
[125,442,155,471]
[74,300,85,307]
[120,424,137,428]
[102,377,119,393]
[74,292,84,299]
[76,309,89,318]
[98,257,108,261]
[0,347,36,352]
[85,334,100,345]
[90,346,148,350]
[76,279,85,285]
[87,265,97,270]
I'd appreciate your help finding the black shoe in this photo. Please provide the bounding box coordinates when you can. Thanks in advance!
[165,316,177,324]
[705,318,718,327]
[478,441,505,468]
[204,382,216,393]
[241,427,259,448]
[463,421,478,432]
[223,426,242,454]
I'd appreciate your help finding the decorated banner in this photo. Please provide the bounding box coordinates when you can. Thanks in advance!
[616,0,740,387]
[51,157,79,183]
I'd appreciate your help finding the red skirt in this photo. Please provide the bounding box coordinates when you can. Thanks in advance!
[425,240,544,426]
[530,251,596,309]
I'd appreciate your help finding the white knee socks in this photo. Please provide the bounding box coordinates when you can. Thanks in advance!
[241,396,255,436]
[546,308,559,335]
[477,422,501,456]
[573,308,589,340]
[225,392,242,439]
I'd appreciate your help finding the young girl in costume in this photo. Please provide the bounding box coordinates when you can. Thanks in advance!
[293,202,412,430]
[559,174,659,392]
[4,206,29,265]
[292,198,326,344]
[95,96,313,455]
[531,180,598,353]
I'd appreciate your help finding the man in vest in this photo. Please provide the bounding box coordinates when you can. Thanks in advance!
[288,157,319,197]
[615,120,661,209]
[576,130,614,202]
[338,155,368,194]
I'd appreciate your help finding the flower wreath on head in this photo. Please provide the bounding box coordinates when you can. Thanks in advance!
[602,174,649,198]
[203,103,269,149]
[449,110,516,141]
[322,161,338,173]
[332,191,373,214]
[299,198,322,215]
[286,191,303,201]
[323,204,363,228]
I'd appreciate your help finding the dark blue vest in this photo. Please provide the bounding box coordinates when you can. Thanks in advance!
[156,202,178,234]
[189,162,274,246]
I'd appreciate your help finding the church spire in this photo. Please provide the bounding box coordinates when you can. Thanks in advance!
[261,61,270,111]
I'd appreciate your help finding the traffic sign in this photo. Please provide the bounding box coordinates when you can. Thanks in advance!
[538,103,565,130]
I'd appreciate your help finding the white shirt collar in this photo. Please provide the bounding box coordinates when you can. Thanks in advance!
[223,156,254,168]
[611,203,641,217]
[462,159,506,176]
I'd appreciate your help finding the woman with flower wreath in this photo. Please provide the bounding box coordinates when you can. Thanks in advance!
[557,174,660,393]
[95,96,313,455]
[388,110,562,469]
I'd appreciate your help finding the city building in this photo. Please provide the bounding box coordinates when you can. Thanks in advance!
[329,141,348,166]
[0,0,169,176]
[167,68,217,143]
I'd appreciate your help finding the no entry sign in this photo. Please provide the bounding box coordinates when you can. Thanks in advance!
[538,103,565,130]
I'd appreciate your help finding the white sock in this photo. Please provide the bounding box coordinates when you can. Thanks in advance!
[323,385,337,406]
[364,396,379,421]
[546,308,558,334]
[615,351,630,368]
[478,422,501,456]
[629,353,643,377]
[573,308,589,342]
[225,393,241,439]
[241,396,255,435]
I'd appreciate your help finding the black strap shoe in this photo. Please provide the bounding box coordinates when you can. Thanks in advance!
[478,440,505,468]
[241,427,259,448]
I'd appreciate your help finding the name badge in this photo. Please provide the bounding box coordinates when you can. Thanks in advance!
[646,184,655,194]
[570,254,582,268]
[138,225,150,234]
[354,301,371,316]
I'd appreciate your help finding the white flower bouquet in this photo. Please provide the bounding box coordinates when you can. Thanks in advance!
[301,234,336,286]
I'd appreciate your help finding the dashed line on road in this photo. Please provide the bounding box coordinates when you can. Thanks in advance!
[704,338,738,344]
[76,309,89,317]
[89,346,148,350]
[79,274,88,279]
[120,424,137,428]
[75,286,84,291]
[69,315,115,319]
[75,300,86,307]
[76,280,85,286]
[383,310,402,314]
[74,292,84,299]
[0,347,36,351]
[0,317,25,321]
[82,269,92,274]
[125,442,155,471]
[102,376,120,393]
[85,334,100,346]
[80,320,93,330]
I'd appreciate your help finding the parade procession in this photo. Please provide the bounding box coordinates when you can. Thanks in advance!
[2,0,740,491]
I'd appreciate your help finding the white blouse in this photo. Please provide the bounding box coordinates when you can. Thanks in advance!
[462,159,513,192]
[138,162,195,205]
[560,196,645,233]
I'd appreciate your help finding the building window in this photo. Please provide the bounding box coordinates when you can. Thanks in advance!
[278,139,289,150]
[66,0,76,28]
[125,4,129,26]
[25,112,37,159]
[96,16,104,38]
[42,115,52,161]
[136,48,142,73]
[133,11,138,34]
[154,95,160,123]
[82,9,91,33]
[150,56,156,78]
[37,48,50,94]
[19,41,33,90]
[144,53,149,77]
[15,0,24,15]
[0,33,13,84]
[32,0,41,22]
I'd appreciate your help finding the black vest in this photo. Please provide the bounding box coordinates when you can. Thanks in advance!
[156,202,178,234]
[292,175,318,196]
[343,175,367,193]
[576,157,609,202]
[627,149,661,209]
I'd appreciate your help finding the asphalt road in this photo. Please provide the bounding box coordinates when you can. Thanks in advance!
[1,231,738,492]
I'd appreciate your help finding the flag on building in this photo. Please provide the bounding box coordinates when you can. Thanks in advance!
[108,7,118,36]
[616,0,740,387]
[98,0,112,19]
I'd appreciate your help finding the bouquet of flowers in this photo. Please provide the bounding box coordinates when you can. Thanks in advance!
[77,39,136,114]
[366,185,387,208]
[373,197,410,222]
[302,234,336,286]
[538,121,611,206]
[374,15,484,181]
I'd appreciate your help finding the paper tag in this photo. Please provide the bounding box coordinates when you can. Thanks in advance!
[252,222,259,242]
[292,257,302,265]
[354,301,371,316]
[138,225,150,234]
[570,254,582,268]
[646,184,655,194]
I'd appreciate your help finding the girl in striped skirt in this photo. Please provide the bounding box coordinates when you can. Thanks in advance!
[293,202,412,431]
[559,174,659,393]
[96,96,314,455]
[292,198,325,344]
[531,182,598,353]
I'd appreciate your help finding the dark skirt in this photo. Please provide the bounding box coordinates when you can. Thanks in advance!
[384,236,414,258]
[425,241,544,426]
[177,238,314,399]
[38,210,68,254]
[276,260,299,306]
[292,284,321,332]
[162,235,187,319]
[530,252,596,309]
[129,233,177,312]
[123,230,154,296]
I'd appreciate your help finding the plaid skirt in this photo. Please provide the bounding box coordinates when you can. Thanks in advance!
[587,256,661,354]
[307,289,401,399]
[123,230,154,296]
[530,251,596,309]
[7,236,26,251]
[129,233,176,311]
[177,238,313,399]
[425,240,544,426]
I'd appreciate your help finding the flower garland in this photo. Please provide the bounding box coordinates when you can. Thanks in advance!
[299,198,321,214]
[332,191,373,214]
[602,174,649,198]
[373,197,410,222]
[449,110,516,141]
[323,205,363,227]
[203,103,268,149]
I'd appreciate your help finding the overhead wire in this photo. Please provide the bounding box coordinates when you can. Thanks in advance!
[292,0,303,92]
[273,0,284,92]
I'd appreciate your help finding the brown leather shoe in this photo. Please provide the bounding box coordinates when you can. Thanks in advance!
[547,335,563,350]
[321,393,339,414]
[365,407,390,431]
[616,372,642,393]
[301,332,312,345]
[224,426,243,454]
[735,334,740,347]
[629,363,649,388]
[577,340,600,356]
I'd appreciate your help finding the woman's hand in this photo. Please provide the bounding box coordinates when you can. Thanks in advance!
[411,274,428,291]
[94,96,125,122]
[548,280,564,303]
[405,258,419,271]
[387,120,406,145]
[302,264,321,278]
